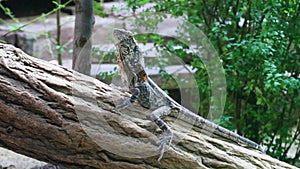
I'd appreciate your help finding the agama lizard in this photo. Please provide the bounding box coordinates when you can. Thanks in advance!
[112,28,264,161]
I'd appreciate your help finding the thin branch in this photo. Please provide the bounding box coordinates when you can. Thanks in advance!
[56,0,62,65]
[1,0,72,38]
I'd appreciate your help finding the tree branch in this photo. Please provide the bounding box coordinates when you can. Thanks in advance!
[0,43,297,169]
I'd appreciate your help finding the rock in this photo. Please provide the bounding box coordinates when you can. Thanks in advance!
[1,31,35,55]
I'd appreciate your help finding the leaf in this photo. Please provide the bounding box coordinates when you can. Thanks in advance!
[9,25,20,32]
[255,87,263,96]
[52,1,59,6]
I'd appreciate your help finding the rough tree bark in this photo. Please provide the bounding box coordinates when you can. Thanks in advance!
[0,43,297,169]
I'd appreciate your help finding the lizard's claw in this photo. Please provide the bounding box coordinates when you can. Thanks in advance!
[157,131,173,161]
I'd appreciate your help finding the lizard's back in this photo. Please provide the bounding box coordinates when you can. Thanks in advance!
[138,77,180,110]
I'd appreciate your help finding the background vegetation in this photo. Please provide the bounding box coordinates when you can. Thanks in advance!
[0,0,299,166]
[127,0,300,166]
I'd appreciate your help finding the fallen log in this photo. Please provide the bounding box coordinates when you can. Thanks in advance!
[0,43,297,169]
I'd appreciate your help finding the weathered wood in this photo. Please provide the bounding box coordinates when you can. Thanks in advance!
[0,43,297,169]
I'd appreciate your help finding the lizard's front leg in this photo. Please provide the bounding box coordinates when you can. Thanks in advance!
[149,106,173,161]
[116,88,140,110]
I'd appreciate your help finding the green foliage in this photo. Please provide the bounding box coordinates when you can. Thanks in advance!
[92,47,116,63]
[0,0,73,65]
[92,47,118,81]
[0,2,19,23]
[97,70,117,81]
[127,0,300,165]
[52,0,67,9]
[94,0,108,17]
[127,0,150,12]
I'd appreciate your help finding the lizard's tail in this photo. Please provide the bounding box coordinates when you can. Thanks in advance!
[179,107,265,152]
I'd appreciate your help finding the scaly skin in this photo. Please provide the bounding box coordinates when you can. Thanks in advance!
[113,28,264,161]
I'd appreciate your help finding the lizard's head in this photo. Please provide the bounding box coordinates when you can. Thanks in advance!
[113,29,140,61]
[113,29,134,45]
[113,28,147,87]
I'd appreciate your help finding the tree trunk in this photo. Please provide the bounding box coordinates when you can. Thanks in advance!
[0,43,297,169]
[72,0,94,75]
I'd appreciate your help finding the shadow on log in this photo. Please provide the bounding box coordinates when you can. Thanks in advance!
[0,43,297,169]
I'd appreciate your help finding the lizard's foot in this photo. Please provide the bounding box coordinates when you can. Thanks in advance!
[157,130,173,161]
